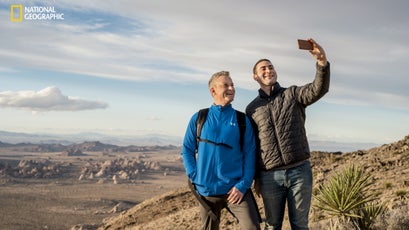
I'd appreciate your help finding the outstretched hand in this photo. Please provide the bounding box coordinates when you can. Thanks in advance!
[307,38,327,67]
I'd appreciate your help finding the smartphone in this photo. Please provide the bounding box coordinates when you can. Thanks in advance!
[297,39,313,50]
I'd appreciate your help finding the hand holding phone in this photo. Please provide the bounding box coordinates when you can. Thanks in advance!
[297,39,313,50]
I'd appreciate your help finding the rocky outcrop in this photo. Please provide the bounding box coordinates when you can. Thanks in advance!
[78,158,162,184]
[0,159,69,178]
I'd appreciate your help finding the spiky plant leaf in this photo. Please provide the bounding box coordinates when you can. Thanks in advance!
[351,201,388,230]
[313,164,378,220]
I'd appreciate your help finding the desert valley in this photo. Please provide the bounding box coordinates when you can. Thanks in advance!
[0,142,186,229]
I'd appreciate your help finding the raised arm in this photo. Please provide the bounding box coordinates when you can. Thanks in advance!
[307,38,327,67]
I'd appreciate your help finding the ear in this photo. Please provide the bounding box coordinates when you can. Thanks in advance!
[253,74,259,81]
[210,87,215,96]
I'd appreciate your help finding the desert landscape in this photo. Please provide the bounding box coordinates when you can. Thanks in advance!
[0,142,187,229]
[0,136,408,230]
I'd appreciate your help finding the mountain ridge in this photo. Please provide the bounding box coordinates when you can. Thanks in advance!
[0,130,379,152]
[0,139,179,153]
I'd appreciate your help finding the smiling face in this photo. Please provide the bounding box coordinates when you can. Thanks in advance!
[253,60,277,87]
[209,73,235,106]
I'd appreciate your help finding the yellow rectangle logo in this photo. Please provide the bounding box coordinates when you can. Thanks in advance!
[10,4,23,22]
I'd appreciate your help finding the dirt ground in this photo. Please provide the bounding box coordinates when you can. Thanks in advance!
[0,149,187,230]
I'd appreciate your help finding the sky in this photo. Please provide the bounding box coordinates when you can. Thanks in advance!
[0,0,408,147]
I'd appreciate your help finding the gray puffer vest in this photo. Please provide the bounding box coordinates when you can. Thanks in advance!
[246,63,330,171]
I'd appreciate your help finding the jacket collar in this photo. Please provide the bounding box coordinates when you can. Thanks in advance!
[210,103,233,113]
[259,82,282,99]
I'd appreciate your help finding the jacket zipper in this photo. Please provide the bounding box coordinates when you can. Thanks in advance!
[268,98,285,165]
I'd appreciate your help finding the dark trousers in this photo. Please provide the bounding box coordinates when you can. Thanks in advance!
[199,191,261,230]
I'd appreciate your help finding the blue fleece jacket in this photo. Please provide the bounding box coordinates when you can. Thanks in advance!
[182,104,256,196]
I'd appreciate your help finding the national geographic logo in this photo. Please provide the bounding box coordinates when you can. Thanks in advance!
[10,4,22,22]
[10,4,65,22]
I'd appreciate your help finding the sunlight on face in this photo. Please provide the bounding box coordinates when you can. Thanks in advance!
[210,75,235,106]
[254,60,277,87]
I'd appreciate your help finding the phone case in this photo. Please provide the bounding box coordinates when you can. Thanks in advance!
[298,39,313,50]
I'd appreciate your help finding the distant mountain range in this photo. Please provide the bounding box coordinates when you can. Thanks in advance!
[0,130,182,147]
[0,130,379,153]
[308,140,379,153]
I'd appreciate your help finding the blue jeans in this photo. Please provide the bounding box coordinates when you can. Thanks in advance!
[259,161,312,230]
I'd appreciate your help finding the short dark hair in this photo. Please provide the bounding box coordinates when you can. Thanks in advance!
[253,58,271,74]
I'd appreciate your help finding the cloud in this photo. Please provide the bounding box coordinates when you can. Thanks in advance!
[0,86,108,112]
[0,1,408,112]
[146,115,161,121]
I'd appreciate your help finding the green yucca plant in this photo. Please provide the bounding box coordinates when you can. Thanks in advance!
[313,164,384,228]
[351,201,387,230]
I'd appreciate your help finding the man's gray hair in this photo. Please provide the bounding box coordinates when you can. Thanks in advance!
[208,71,230,88]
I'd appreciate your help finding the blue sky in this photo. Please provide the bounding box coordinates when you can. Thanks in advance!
[0,0,408,146]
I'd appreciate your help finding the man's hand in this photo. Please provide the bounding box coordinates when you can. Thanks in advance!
[227,187,244,204]
[308,38,327,67]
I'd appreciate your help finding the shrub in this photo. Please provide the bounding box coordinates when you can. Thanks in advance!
[313,164,387,229]
[351,201,387,229]
[395,190,408,199]
[373,204,409,230]
[384,182,393,189]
